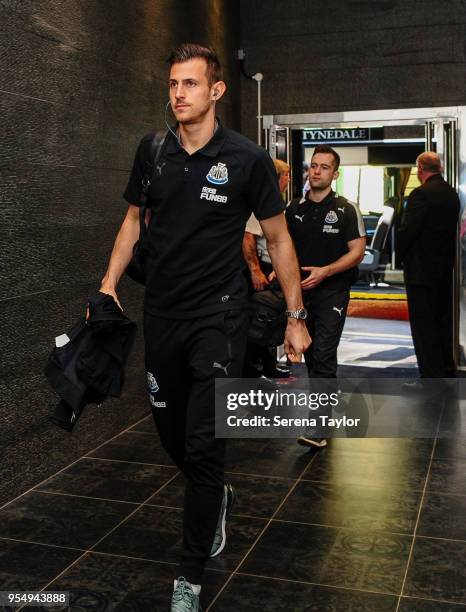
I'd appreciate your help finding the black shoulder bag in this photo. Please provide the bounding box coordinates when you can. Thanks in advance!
[126,130,167,285]
[248,284,287,347]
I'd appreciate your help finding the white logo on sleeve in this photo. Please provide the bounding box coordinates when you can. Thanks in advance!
[295,214,305,222]
[207,162,228,185]
[150,397,166,408]
[333,306,344,316]
[325,210,338,224]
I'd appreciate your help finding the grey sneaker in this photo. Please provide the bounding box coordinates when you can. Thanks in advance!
[210,483,235,557]
[297,435,327,448]
[171,577,201,612]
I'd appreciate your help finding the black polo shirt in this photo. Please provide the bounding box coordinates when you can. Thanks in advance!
[285,190,366,292]
[123,122,285,318]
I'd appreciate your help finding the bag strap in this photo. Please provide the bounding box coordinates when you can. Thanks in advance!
[139,130,168,242]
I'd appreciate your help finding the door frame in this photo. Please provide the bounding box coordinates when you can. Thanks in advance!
[263,106,466,369]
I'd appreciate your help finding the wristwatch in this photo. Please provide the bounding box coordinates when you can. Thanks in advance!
[286,307,308,320]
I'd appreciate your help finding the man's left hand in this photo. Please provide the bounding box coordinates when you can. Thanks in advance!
[284,320,312,363]
[301,266,330,290]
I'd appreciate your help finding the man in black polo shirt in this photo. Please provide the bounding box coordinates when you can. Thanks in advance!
[99,44,310,611]
[285,145,366,447]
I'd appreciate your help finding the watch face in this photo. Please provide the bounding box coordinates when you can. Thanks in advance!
[299,308,308,320]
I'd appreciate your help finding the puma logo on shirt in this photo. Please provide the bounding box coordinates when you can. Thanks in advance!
[295,214,305,222]
[333,306,344,316]
[213,361,230,375]
[156,161,166,176]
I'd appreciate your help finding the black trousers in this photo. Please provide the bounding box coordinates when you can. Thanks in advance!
[405,282,455,377]
[144,309,248,585]
[303,287,350,378]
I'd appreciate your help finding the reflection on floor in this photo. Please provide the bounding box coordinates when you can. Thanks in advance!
[340,316,417,372]
[2,318,466,611]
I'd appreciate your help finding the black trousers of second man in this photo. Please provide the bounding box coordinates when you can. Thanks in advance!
[144,309,248,585]
[303,287,350,378]
[405,281,455,377]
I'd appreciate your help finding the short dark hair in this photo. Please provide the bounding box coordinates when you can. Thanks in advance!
[312,145,340,170]
[168,43,222,86]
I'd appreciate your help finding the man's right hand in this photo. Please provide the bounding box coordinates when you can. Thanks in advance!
[251,268,269,291]
[284,319,311,363]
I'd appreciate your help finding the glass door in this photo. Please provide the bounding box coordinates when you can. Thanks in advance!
[425,119,461,367]
[266,126,291,200]
[441,120,461,368]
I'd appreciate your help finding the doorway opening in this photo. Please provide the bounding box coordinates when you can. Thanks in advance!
[264,107,465,373]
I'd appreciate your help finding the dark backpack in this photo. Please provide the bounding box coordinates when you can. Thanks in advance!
[126,130,168,284]
[248,284,287,347]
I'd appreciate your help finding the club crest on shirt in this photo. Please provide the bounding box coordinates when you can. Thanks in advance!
[325,210,338,224]
[206,162,228,185]
[146,371,159,393]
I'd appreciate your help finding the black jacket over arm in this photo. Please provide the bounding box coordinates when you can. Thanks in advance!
[397,174,460,286]
[45,292,137,431]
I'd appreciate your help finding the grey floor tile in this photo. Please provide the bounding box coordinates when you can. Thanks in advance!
[241,521,412,594]
[276,480,421,534]
[0,491,134,549]
[36,457,177,504]
[212,574,398,611]
[404,537,466,604]
[87,431,173,466]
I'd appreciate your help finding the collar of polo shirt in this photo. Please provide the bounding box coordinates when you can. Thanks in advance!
[165,117,226,158]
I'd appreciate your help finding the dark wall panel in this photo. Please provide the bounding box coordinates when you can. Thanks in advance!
[0,0,240,505]
[240,0,466,139]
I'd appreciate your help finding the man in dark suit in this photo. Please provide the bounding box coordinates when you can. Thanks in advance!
[397,152,460,382]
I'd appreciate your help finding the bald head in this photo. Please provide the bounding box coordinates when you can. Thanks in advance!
[416,152,442,183]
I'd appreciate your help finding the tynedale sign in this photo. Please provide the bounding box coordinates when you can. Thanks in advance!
[302,127,384,144]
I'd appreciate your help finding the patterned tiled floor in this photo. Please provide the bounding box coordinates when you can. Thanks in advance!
[2,319,465,610]
[1,413,466,611]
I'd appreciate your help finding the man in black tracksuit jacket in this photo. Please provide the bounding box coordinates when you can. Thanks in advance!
[397,151,460,380]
